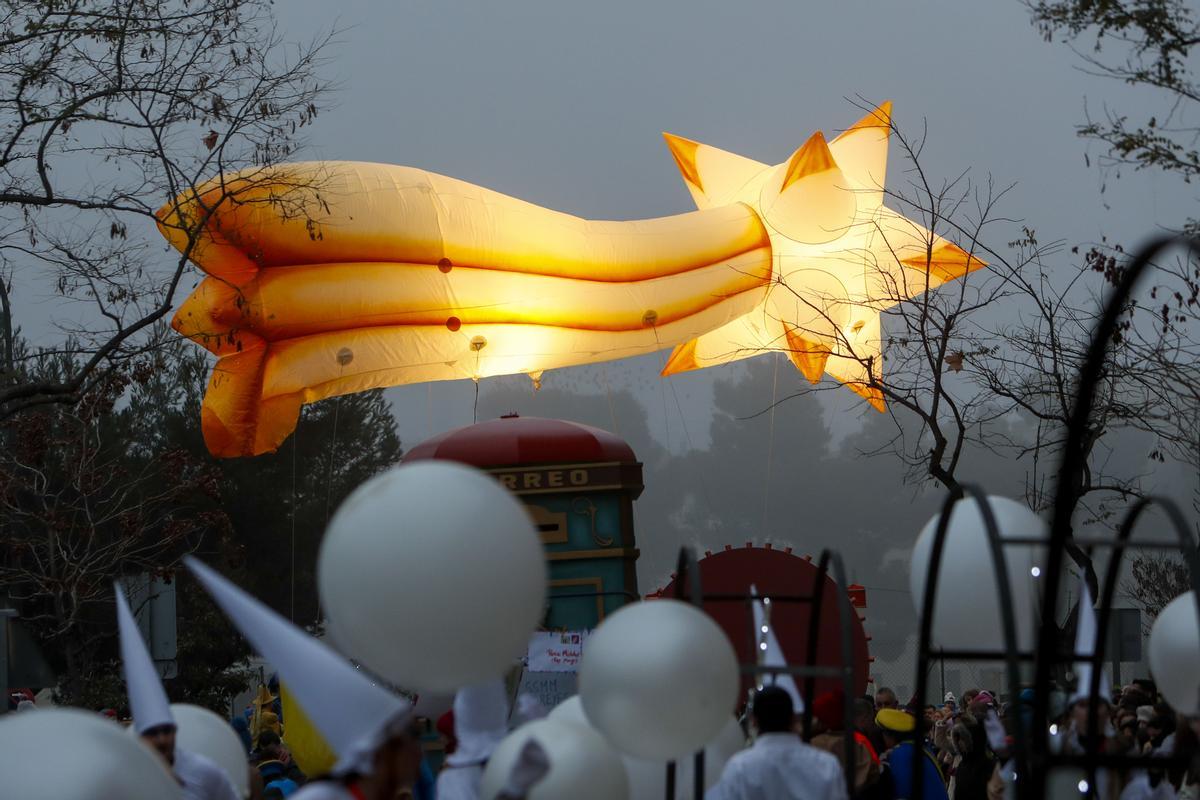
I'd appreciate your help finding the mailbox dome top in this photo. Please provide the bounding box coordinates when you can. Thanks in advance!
[404,414,637,469]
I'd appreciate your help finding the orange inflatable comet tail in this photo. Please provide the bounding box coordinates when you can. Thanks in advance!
[162,103,984,457]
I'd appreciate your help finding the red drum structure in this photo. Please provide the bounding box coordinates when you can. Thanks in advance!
[651,544,872,702]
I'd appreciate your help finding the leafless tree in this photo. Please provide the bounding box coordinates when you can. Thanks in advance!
[760,112,1034,494]
[0,339,229,703]
[752,109,1200,597]
[0,0,331,420]
[1026,0,1200,232]
[1122,552,1192,631]
[972,241,1179,525]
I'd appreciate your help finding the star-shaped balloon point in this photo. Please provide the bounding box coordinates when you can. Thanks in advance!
[659,102,986,411]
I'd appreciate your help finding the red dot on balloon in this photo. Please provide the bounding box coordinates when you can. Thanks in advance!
[446,316,461,331]
[437,258,453,273]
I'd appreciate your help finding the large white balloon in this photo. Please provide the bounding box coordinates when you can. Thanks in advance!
[0,708,182,799]
[480,718,629,800]
[171,703,250,798]
[319,461,547,692]
[1148,591,1200,715]
[909,495,1047,651]
[579,599,739,761]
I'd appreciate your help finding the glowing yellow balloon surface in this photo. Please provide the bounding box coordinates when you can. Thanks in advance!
[163,103,983,457]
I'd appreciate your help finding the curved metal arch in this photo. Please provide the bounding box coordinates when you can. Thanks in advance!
[1077,495,1200,793]
[1033,234,1200,792]
[911,485,1031,799]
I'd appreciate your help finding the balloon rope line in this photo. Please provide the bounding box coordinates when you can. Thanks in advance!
[473,349,481,424]
[763,354,780,538]
[655,325,719,526]
[318,362,347,625]
[652,326,672,451]
[322,398,342,529]
[290,414,299,623]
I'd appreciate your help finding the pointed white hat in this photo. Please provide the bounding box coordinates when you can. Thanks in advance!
[751,585,804,713]
[446,679,509,767]
[115,582,175,734]
[1068,577,1112,707]
[184,557,411,775]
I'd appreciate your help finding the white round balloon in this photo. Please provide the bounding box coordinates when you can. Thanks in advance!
[0,708,182,799]
[579,599,739,761]
[1148,591,1200,715]
[480,718,629,800]
[909,495,1047,651]
[319,461,547,692]
[171,704,250,798]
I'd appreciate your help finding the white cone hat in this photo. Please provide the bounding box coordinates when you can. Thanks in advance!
[115,582,175,734]
[184,556,411,775]
[751,585,804,713]
[1068,577,1112,707]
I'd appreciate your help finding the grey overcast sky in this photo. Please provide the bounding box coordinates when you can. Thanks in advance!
[271,0,1194,455]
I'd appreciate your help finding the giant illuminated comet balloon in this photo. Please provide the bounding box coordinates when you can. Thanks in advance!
[162,103,984,457]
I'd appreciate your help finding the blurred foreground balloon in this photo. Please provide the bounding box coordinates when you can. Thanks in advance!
[547,695,744,798]
[579,599,739,760]
[319,461,546,692]
[0,708,182,799]
[171,703,250,798]
[479,718,629,800]
[1149,591,1200,715]
[910,495,1046,651]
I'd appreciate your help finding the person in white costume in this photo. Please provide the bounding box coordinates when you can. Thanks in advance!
[187,557,554,800]
[436,680,510,800]
[706,686,848,800]
[114,583,241,800]
[185,557,422,800]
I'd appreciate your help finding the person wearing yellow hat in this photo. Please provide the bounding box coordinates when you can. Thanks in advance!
[876,709,948,800]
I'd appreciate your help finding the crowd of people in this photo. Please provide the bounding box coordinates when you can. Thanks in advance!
[13,670,1195,800]
[136,672,1196,800]
[705,681,1200,800]
[7,562,1198,800]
